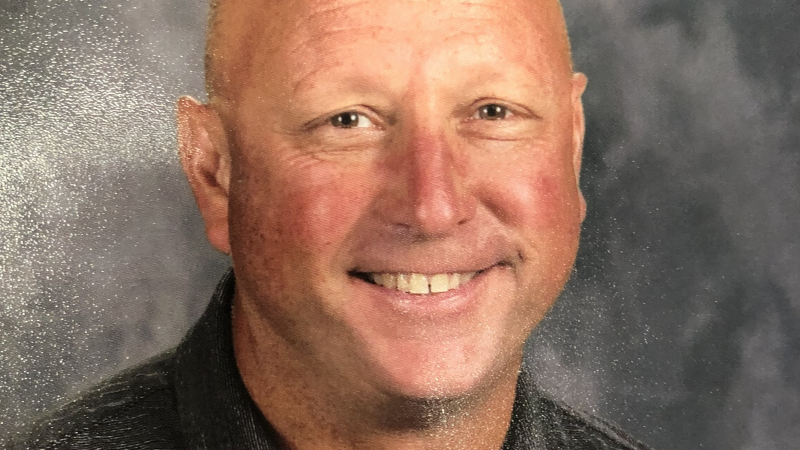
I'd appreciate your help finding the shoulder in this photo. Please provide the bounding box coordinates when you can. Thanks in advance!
[534,394,653,450]
[8,351,185,450]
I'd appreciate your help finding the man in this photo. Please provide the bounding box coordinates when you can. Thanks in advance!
[15,0,651,448]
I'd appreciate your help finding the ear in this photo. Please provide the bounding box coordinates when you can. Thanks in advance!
[177,96,232,254]
[570,73,588,223]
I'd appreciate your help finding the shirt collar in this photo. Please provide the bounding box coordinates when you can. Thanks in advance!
[174,269,281,449]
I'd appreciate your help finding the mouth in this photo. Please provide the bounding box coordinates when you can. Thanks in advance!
[349,263,508,295]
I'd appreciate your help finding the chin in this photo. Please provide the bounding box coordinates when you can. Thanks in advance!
[367,331,519,402]
[359,338,521,432]
[338,264,528,402]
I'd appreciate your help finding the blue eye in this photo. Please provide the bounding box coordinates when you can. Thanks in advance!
[476,104,508,120]
[330,111,374,128]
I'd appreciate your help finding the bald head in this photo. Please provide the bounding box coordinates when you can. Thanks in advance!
[204,0,575,102]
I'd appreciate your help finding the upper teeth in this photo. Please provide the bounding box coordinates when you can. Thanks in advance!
[371,272,476,295]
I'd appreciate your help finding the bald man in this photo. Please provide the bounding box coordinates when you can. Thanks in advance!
[16,0,651,448]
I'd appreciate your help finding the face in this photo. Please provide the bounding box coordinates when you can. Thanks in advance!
[183,0,586,400]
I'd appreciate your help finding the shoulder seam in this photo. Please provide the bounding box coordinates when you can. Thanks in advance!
[23,350,179,448]
[540,394,652,449]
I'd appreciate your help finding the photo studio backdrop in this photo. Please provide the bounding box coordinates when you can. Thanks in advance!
[2,1,798,448]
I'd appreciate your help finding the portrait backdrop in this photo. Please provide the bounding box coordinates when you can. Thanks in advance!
[1,1,798,449]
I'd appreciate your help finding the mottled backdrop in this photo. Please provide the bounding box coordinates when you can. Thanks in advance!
[1,1,798,449]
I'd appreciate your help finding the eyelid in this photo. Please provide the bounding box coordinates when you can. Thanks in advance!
[305,107,384,131]
[466,99,537,121]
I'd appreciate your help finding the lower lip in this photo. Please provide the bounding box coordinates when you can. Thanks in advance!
[350,266,500,319]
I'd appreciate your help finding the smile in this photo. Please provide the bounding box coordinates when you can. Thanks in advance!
[369,272,480,295]
[350,264,505,295]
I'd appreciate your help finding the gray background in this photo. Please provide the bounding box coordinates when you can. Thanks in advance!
[1,1,798,448]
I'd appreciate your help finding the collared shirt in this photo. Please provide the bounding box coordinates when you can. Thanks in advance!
[13,270,652,449]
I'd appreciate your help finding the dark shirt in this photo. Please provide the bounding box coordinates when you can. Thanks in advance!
[11,270,652,449]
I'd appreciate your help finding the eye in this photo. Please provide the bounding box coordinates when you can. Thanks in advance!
[474,104,509,120]
[330,111,375,128]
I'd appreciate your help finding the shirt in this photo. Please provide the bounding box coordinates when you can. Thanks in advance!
[12,270,652,449]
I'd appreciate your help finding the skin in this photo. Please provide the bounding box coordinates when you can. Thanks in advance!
[177,0,587,448]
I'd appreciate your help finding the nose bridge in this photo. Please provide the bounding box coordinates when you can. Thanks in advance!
[413,127,453,209]
[387,116,473,236]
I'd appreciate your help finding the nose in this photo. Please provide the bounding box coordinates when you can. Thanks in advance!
[377,125,475,238]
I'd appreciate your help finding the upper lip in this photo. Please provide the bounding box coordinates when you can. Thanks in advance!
[345,226,519,275]
[348,245,517,275]
[350,263,502,275]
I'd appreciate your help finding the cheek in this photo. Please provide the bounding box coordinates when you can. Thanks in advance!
[231,155,377,270]
[526,172,582,231]
[277,178,366,254]
[476,146,582,295]
[482,157,581,233]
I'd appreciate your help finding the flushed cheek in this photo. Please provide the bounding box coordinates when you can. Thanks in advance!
[244,158,379,271]
[528,172,583,231]
[485,165,581,233]
[481,160,582,297]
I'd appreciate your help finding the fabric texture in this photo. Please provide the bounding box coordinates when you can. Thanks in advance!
[9,270,653,449]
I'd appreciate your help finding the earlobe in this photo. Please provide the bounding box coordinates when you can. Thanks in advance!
[571,73,588,223]
[177,96,232,254]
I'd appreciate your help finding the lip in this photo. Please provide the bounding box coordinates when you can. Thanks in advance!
[348,263,506,319]
[347,234,518,277]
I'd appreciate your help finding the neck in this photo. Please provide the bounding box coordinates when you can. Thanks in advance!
[232,295,520,450]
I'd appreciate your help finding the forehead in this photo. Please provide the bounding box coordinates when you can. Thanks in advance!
[279,0,557,41]
[215,0,571,99]
[301,3,557,67]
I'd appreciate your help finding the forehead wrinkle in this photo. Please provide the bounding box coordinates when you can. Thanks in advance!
[279,0,383,53]
[285,24,391,58]
[421,19,562,91]
[286,0,375,33]
[286,8,518,63]
[283,0,524,56]
[287,24,485,98]
[211,0,573,102]
[414,0,572,74]
[287,21,560,105]
[279,24,402,98]
[475,0,571,70]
